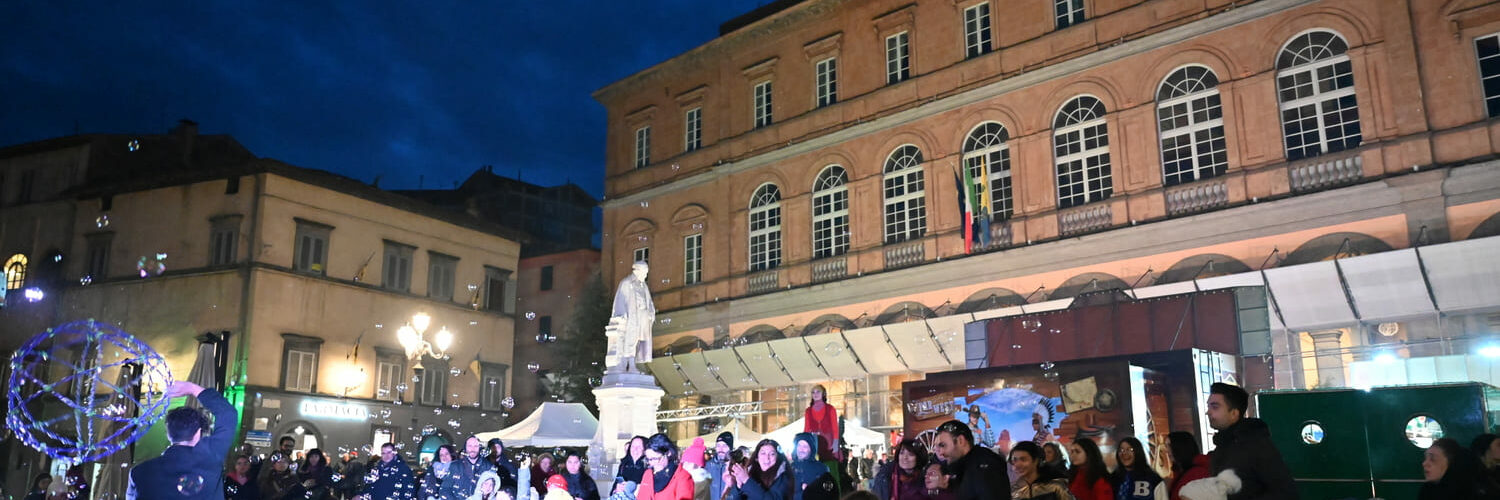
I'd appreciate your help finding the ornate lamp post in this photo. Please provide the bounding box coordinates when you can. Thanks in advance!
[395,312,454,360]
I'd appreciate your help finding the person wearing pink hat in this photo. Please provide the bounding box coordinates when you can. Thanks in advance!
[683,438,708,470]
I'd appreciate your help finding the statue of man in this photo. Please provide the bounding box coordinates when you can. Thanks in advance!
[608,261,655,372]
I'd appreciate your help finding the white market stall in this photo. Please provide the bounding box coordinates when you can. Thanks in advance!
[675,419,764,448]
[475,402,599,447]
[764,417,887,452]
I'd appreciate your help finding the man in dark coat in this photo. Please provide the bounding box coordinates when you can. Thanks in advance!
[364,442,417,499]
[446,436,497,498]
[488,438,520,489]
[127,381,238,500]
[1205,382,1299,500]
[931,420,1009,500]
[706,432,732,500]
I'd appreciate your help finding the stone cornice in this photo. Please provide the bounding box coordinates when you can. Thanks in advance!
[602,0,1317,209]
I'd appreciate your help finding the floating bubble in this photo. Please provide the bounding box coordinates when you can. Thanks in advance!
[527,362,540,373]
[433,407,443,415]
[96,215,110,228]
[1040,361,1055,370]
[659,318,672,325]
[422,425,436,435]
[449,367,462,377]
[177,474,205,495]
[1011,344,1023,349]
[226,484,238,496]
[375,323,383,329]
[396,383,408,393]
[330,473,343,483]
[412,375,421,383]
[501,397,515,409]
[79,275,93,286]
[525,311,537,320]
[640,201,649,208]
[448,419,461,428]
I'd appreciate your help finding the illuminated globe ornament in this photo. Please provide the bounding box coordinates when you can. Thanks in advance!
[5,320,173,463]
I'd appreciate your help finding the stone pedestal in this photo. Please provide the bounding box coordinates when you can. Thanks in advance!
[587,370,664,492]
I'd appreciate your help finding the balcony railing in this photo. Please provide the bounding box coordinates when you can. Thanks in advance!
[883,239,925,269]
[1290,154,1363,193]
[811,256,847,283]
[747,269,779,295]
[1165,177,1229,216]
[972,221,1013,252]
[1058,203,1112,236]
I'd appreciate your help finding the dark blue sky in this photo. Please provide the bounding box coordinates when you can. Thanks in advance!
[0,2,766,198]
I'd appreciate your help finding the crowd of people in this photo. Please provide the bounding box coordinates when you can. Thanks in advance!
[76,381,1500,500]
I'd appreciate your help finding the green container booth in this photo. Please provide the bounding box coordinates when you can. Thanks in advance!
[1258,383,1500,499]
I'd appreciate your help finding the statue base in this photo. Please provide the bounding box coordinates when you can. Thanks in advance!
[588,370,664,493]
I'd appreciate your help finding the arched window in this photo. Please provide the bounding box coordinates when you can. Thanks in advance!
[748,184,782,271]
[1053,96,1113,208]
[1276,30,1361,161]
[962,122,1013,221]
[4,254,26,290]
[811,166,850,259]
[883,145,927,243]
[1158,66,1228,186]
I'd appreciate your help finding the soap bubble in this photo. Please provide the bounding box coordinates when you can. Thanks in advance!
[527,362,540,373]
[448,419,461,428]
[412,375,421,383]
[80,275,93,285]
[1040,361,1055,370]
[380,408,391,418]
[396,383,408,393]
[525,312,537,320]
[449,367,461,377]
[96,215,110,228]
[177,474,204,495]
[640,201,650,208]
[433,408,443,415]
[422,425,436,435]
[501,397,515,409]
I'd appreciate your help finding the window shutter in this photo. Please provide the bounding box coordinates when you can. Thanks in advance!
[503,280,518,314]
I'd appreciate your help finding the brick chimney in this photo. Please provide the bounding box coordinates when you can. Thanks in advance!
[173,119,198,168]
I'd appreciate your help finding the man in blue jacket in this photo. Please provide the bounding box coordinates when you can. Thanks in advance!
[127,381,238,500]
[364,442,417,499]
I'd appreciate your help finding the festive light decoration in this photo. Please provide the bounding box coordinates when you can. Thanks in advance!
[5,320,173,462]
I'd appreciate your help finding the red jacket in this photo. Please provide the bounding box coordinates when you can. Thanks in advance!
[1068,473,1112,500]
[803,404,840,461]
[1168,455,1212,500]
[638,464,695,500]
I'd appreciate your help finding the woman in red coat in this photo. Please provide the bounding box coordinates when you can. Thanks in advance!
[1166,432,1212,500]
[803,385,840,462]
[639,433,696,500]
[1067,438,1113,500]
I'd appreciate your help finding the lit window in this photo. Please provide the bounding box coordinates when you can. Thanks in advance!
[815,57,838,108]
[748,184,782,271]
[886,32,910,84]
[1053,96,1113,208]
[812,166,850,259]
[962,122,1013,221]
[964,3,992,58]
[753,81,774,128]
[4,254,26,290]
[1276,30,1361,161]
[883,145,927,243]
[1157,66,1228,185]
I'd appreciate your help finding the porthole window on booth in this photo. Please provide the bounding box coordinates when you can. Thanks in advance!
[1300,422,1325,444]
[1405,415,1444,448]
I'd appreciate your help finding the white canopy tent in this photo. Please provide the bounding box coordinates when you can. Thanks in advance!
[764,417,887,452]
[475,402,599,447]
[675,419,764,448]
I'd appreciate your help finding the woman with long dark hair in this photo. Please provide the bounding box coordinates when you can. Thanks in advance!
[618,435,650,487]
[1108,437,1164,500]
[1165,432,1209,500]
[563,452,601,500]
[871,439,927,500]
[425,444,459,500]
[225,454,262,500]
[638,433,695,500]
[1420,437,1499,500]
[1066,438,1111,500]
[725,439,794,500]
[1472,434,1500,488]
[1008,441,1070,499]
[261,453,298,500]
[290,448,335,500]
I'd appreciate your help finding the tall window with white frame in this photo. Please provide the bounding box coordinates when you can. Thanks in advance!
[748,184,782,272]
[633,247,650,264]
[281,334,321,393]
[1276,30,1361,161]
[479,362,507,411]
[683,233,702,285]
[962,122,1013,224]
[1157,66,1228,186]
[382,241,414,292]
[293,219,331,275]
[883,145,927,244]
[1055,0,1085,29]
[964,3,992,58]
[753,81,774,128]
[417,355,448,406]
[634,125,651,168]
[684,107,702,151]
[1476,33,1500,118]
[811,166,850,259]
[1053,96,1113,208]
[815,57,838,107]
[375,348,403,401]
[886,32,911,84]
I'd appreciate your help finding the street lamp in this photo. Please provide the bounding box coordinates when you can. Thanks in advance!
[396,312,454,359]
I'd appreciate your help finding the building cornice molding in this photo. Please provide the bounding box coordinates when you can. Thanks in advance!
[602,0,1317,209]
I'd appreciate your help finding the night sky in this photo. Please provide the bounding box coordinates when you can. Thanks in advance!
[0,2,766,198]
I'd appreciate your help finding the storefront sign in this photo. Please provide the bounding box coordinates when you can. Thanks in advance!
[300,400,368,420]
[245,430,273,447]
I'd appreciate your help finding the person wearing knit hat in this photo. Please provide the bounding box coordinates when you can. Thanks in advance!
[683,438,708,470]
[706,434,733,500]
[543,474,574,500]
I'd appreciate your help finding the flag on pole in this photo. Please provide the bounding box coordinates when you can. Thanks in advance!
[955,166,974,253]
